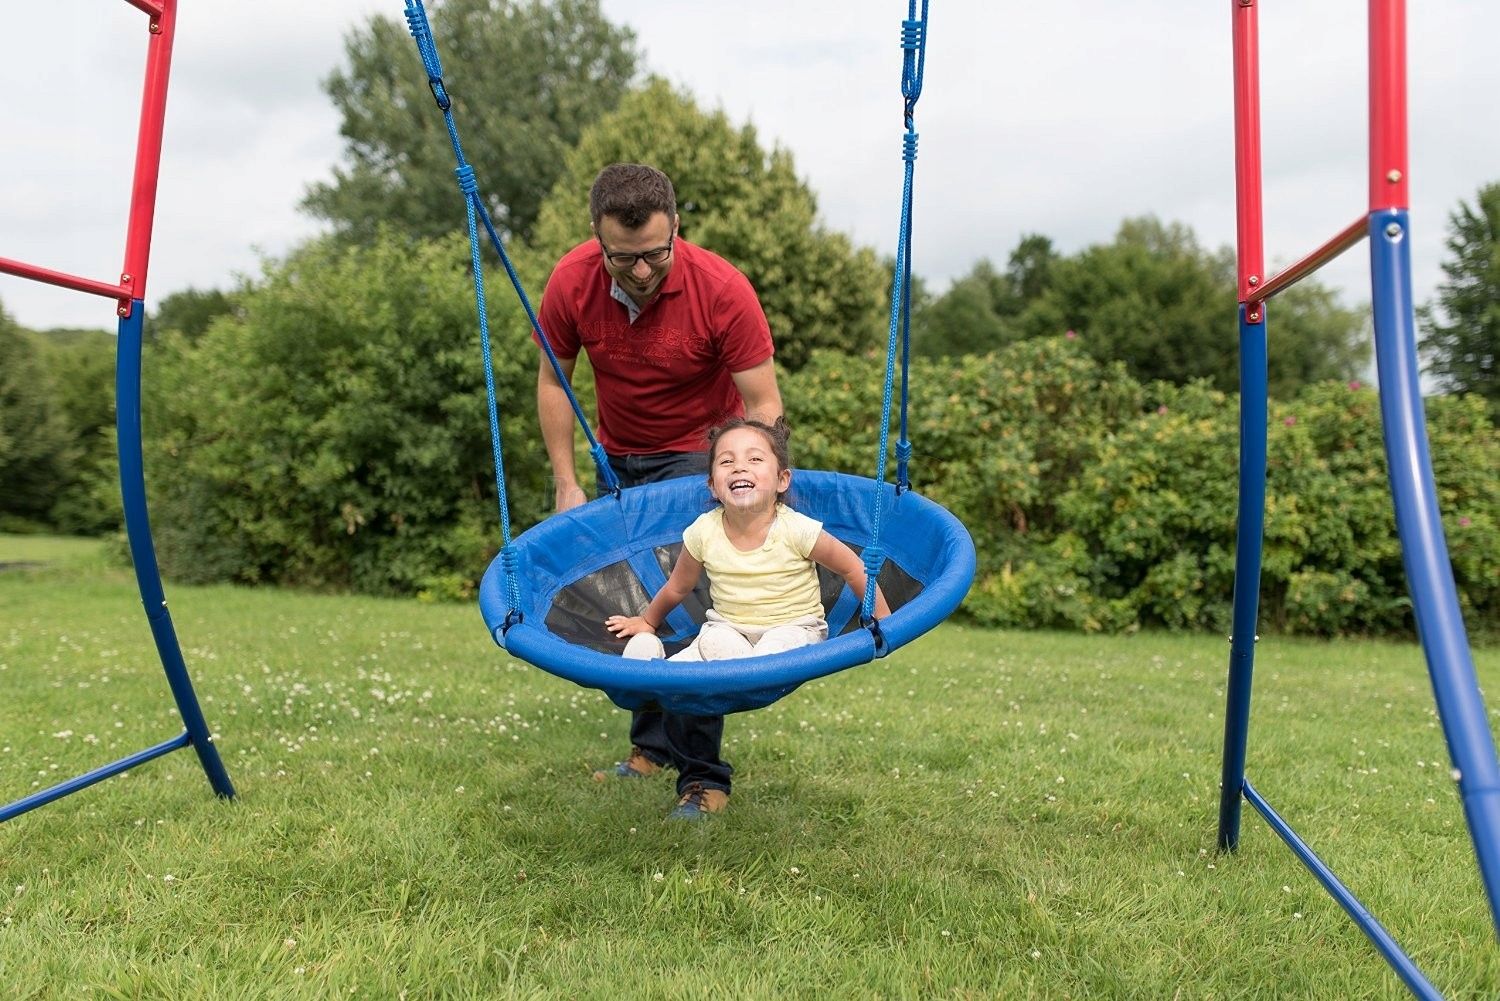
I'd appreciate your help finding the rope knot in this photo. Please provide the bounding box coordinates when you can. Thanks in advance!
[456,164,478,196]
[403,3,432,48]
[900,18,924,50]
[404,2,445,81]
[499,544,523,621]
[589,443,621,497]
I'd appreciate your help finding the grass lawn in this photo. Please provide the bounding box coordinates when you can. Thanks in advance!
[1,535,1497,998]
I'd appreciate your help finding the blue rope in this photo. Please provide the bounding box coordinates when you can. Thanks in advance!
[895,135,917,493]
[401,3,621,578]
[864,0,930,621]
[470,180,620,496]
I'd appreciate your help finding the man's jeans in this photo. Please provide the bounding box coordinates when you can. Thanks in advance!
[606,450,732,796]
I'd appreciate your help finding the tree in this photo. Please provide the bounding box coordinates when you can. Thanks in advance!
[530,79,889,370]
[304,0,639,245]
[143,230,551,594]
[0,306,71,527]
[913,258,1011,356]
[1012,217,1365,395]
[1421,181,1500,409]
[914,234,1057,356]
[31,328,120,533]
[148,286,236,342]
[1264,281,1370,399]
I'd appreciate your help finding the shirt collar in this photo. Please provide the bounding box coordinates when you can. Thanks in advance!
[602,239,688,323]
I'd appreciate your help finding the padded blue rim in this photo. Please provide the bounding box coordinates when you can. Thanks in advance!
[478,470,976,711]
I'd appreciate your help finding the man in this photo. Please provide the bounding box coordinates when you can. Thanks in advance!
[535,163,782,820]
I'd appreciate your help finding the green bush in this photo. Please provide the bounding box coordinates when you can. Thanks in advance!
[129,258,1499,640]
[0,311,71,528]
[142,230,549,595]
[786,341,1498,638]
[787,337,1143,569]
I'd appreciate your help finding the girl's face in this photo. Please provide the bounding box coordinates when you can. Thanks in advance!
[709,426,790,513]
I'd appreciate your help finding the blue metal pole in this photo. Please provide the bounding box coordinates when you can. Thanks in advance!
[0,734,190,823]
[1218,305,1268,852]
[1369,210,1500,933]
[116,301,236,802]
[1242,780,1444,1000]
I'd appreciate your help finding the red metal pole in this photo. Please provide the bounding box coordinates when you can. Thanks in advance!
[118,0,177,317]
[1231,0,1264,317]
[1368,0,1409,211]
[0,256,133,302]
[1254,215,1367,303]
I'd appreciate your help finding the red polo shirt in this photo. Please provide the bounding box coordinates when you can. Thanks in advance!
[536,238,774,455]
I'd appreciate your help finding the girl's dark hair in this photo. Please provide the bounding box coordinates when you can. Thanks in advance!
[705,416,794,502]
[589,163,677,230]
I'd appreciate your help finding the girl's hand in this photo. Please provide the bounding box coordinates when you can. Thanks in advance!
[605,614,656,638]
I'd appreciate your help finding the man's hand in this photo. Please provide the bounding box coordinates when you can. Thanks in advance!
[554,480,589,513]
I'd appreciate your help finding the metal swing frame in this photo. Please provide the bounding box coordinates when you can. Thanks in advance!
[1216,2,1499,996]
[0,0,235,823]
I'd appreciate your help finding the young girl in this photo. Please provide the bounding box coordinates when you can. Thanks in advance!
[605,416,890,663]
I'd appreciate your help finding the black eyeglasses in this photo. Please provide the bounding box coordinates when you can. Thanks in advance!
[598,235,674,269]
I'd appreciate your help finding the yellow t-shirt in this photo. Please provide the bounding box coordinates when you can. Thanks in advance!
[683,504,826,626]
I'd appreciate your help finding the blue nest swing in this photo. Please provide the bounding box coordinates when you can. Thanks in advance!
[407,0,971,715]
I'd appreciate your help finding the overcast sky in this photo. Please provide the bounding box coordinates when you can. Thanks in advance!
[3,1,1497,337]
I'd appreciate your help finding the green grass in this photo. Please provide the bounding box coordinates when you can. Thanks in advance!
[1,536,1497,998]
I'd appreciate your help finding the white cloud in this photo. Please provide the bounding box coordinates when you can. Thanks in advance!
[3,0,1496,335]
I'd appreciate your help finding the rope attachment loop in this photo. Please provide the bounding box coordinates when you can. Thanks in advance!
[404,1,451,110]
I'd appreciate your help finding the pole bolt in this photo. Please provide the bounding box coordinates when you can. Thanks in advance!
[1386,169,1402,183]
[1247,275,1259,286]
[1248,311,1261,322]
[1385,222,1403,239]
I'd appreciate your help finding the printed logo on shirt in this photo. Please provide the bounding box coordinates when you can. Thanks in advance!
[580,320,705,372]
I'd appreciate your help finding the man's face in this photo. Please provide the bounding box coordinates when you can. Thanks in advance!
[594,211,677,305]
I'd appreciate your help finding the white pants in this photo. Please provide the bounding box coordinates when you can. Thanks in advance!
[623,609,829,661]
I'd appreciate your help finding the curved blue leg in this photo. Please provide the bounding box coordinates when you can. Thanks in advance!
[116,301,236,802]
[1218,305,1268,851]
[1370,210,1500,933]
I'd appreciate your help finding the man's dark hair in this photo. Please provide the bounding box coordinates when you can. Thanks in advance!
[589,163,677,230]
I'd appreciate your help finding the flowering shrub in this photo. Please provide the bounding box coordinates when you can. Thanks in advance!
[787,338,1499,638]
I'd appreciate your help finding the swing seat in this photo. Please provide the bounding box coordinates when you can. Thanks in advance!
[478,470,976,715]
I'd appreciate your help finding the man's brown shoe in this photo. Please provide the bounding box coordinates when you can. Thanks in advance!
[667,782,728,820]
[614,747,664,778]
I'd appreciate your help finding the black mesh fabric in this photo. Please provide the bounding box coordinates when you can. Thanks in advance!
[544,537,924,652]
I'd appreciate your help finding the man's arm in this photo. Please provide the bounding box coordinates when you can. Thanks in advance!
[537,354,587,513]
[730,357,783,423]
